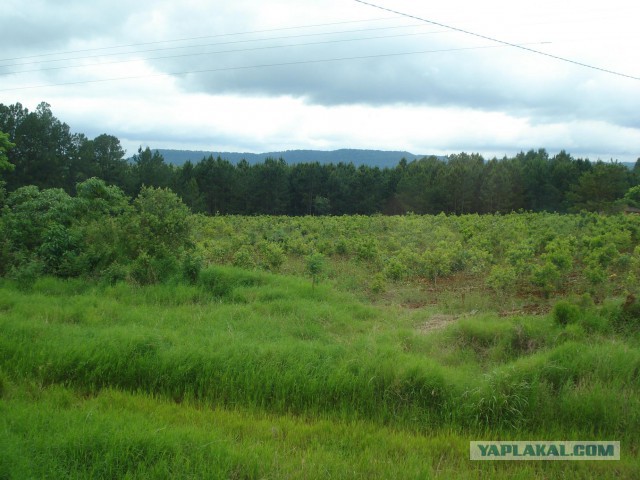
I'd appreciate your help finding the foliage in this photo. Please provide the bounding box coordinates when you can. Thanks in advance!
[0,130,15,175]
[123,186,193,262]
[2,103,638,215]
[552,300,581,326]
[305,252,325,288]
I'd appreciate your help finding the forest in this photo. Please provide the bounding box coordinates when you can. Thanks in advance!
[1,102,639,217]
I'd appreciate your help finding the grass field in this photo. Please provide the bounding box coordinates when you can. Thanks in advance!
[1,213,640,478]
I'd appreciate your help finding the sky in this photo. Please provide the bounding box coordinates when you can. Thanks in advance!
[1,0,639,162]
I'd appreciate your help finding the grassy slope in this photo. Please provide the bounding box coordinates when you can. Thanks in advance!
[1,268,639,478]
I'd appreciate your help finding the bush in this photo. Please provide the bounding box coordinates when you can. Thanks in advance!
[531,262,561,297]
[129,252,158,285]
[383,257,407,281]
[100,263,128,285]
[578,312,610,334]
[260,242,285,272]
[612,294,640,331]
[370,273,386,294]
[305,252,325,288]
[129,253,179,285]
[232,246,255,269]
[181,253,203,284]
[552,300,580,327]
[10,260,43,291]
[486,265,517,295]
[126,187,192,258]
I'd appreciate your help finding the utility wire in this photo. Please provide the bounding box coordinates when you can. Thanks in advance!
[0,17,396,63]
[354,0,640,81]
[0,42,549,93]
[0,24,433,69]
[0,30,447,77]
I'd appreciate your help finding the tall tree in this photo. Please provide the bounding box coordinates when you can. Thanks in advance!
[396,156,447,214]
[0,102,75,191]
[130,147,173,193]
[193,155,239,214]
[567,161,632,212]
[444,153,484,214]
[92,134,129,186]
[247,157,290,214]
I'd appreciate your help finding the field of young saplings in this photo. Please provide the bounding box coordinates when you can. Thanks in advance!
[1,212,639,478]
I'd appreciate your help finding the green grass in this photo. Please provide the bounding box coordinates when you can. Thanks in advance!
[2,383,638,479]
[1,269,639,478]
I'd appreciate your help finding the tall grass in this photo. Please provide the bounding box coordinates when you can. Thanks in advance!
[1,273,639,439]
[2,383,638,479]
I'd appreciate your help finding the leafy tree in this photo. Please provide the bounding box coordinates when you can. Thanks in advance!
[0,131,15,207]
[623,186,640,208]
[2,186,81,276]
[124,186,193,259]
[0,131,15,174]
[0,102,75,191]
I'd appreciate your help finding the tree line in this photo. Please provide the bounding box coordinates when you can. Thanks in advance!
[2,101,639,216]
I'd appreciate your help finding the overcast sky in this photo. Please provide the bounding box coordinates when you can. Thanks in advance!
[1,0,639,161]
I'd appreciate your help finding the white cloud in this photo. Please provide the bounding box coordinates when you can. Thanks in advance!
[1,0,639,161]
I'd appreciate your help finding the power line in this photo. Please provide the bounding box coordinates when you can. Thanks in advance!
[0,24,434,69]
[354,0,640,82]
[0,17,397,63]
[0,43,549,93]
[0,30,448,77]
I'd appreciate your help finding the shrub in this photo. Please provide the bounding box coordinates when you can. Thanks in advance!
[612,294,640,331]
[370,273,386,294]
[578,312,610,334]
[125,186,192,258]
[531,262,561,297]
[129,252,158,285]
[486,265,517,295]
[383,257,407,281]
[305,252,325,288]
[232,246,255,269]
[181,253,203,284]
[100,263,128,285]
[552,300,580,326]
[260,242,285,272]
[10,260,43,291]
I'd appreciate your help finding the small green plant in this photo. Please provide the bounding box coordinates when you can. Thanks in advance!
[232,246,255,269]
[181,253,203,284]
[305,252,325,289]
[612,294,640,331]
[100,263,128,285]
[370,272,386,294]
[383,257,407,281]
[129,252,159,285]
[260,242,285,272]
[486,264,517,295]
[552,300,580,326]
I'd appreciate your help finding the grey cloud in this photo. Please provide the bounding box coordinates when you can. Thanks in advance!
[156,33,639,130]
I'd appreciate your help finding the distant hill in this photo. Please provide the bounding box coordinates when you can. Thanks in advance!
[154,149,432,168]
